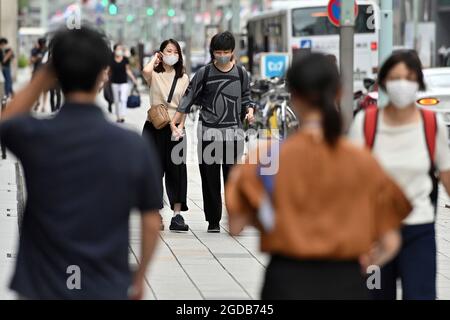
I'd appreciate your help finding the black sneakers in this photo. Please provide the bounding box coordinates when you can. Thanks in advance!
[207,223,221,233]
[169,214,189,232]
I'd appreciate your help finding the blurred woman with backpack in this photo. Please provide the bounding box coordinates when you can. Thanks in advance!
[349,50,450,300]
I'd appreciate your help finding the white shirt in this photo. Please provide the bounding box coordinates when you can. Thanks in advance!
[349,109,450,225]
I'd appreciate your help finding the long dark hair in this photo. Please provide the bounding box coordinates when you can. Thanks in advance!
[287,53,342,146]
[154,39,185,79]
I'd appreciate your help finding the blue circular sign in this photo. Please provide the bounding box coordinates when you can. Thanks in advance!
[328,0,359,27]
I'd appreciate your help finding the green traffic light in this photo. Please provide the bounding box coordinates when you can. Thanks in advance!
[146,7,155,16]
[101,0,109,7]
[126,14,134,23]
[167,8,175,17]
[109,4,118,15]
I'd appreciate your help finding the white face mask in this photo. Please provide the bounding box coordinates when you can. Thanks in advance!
[163,54,179,66]
[386,79,419,109]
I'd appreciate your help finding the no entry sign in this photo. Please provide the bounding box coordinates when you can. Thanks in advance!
[327,0,359,27]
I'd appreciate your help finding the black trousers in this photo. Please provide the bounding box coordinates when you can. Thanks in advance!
[198,139,244,224]
[262,255,369,300]
[143,121,188,211]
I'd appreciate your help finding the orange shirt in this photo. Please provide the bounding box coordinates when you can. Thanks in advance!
[225,132,412,260]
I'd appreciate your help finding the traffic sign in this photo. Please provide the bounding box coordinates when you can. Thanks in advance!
[300,39,312,49]
[327,0,358,27]
[260,53,290,79]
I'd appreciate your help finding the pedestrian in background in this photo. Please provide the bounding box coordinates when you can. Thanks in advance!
[129,47,141,83]
[42,49,63,113]
[30,38,47,111]
[0,37,15,98]
[226,53,412,300]
[110,44,138,123]
[174,31,256,233]
[142,39,190,232]
[0,27,162,300]
[350,50,450,300]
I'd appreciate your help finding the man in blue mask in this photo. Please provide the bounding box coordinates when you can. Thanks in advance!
[174,31,256,233]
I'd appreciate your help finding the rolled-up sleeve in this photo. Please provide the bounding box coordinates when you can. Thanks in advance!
[225,161,266,229]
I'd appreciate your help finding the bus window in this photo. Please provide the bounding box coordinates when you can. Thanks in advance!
[292,5,375,37]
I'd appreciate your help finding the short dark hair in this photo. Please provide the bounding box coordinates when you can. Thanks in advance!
[38,38,46,47]
[210,31,235,52]
[378,50,426,91]
[154,39,185,79]
[0,38,8,45]
[49,26,112,94]
[287,53,342,147]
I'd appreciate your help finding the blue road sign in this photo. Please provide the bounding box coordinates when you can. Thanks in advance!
[261,54,290,78]
[300,39,313,49]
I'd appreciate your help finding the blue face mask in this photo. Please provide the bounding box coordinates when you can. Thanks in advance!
[215,55,232,65]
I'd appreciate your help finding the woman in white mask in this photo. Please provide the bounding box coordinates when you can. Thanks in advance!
[350,50,450,300]
[142,39,190,232]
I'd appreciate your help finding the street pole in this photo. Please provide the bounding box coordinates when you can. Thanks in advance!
[378,0,393,107]
[185,0,194,75]
[413,0,420,52]
[340,0,355,133]
[41,0,49,32]
[231,0,241,63]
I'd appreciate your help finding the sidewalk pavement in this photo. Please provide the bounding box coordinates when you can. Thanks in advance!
[0,156,20,300]
[0,73,449,300]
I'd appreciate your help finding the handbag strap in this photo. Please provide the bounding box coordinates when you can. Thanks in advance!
[167,74,179,104]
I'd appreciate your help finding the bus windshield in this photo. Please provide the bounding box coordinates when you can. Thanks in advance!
[292,5,375,37]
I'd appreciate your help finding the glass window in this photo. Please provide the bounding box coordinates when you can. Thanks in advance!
[425,74,450,89]
[292,5,375,37]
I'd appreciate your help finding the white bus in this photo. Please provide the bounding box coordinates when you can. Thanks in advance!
[246,0,379,86]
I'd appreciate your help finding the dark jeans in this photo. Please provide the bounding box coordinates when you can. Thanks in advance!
[143,121,188,211]
[262,255,369,300]
[372,223,436,300]
[2,66,13,96]
[197,139,244,224]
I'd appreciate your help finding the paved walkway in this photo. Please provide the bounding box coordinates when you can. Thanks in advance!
[0,157,20,300]
[0,73,450,299]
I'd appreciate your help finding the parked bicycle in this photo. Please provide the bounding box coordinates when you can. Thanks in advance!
[250,77,299,140]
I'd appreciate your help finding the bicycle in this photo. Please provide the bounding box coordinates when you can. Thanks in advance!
[251,78,299,140]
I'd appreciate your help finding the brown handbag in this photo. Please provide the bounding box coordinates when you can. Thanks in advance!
[148,74,179,129]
